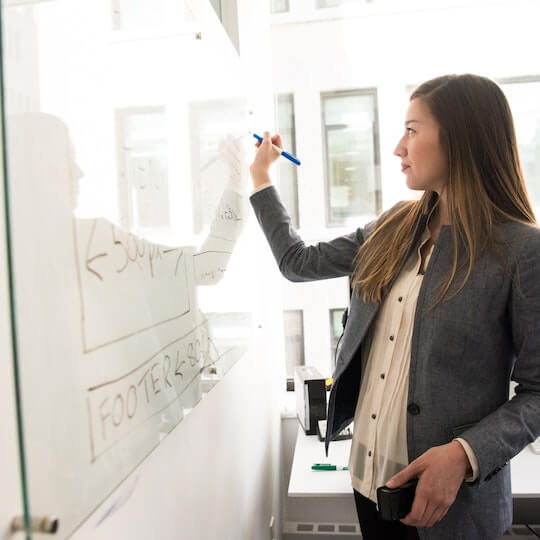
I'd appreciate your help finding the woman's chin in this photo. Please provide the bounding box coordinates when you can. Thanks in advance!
[406,179,425,191]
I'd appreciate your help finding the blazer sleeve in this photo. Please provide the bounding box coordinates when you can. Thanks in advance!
[250,185,377,282]
[456,226,540,488]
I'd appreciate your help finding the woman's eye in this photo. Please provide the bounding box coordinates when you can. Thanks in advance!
[406,127,415,135]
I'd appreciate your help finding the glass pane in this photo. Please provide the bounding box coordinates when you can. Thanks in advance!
[276,94,299,227]
[117,107,170,233]
[271,0,289,13]
[329,308,345,371]
[316,0,369,8]
[111,0,195,30]
[209,0,222,20]
[190,98,247,233]
[283,310,305,380]
[500,80,540,214]
[323,91,381,224]
[201,312,252,394]
[1,0,255,536]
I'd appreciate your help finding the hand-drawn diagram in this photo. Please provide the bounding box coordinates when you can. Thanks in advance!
[74,218,190,353]
[87,319,216,461]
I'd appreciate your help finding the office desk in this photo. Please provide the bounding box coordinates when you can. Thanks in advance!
[288,428,352,497]
[285,428,359,538]
[288,427,540,522]
[510,443,540,496]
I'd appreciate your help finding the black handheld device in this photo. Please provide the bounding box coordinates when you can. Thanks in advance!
[376,478,418,521]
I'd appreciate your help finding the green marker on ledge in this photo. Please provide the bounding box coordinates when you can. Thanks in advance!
[312,463,348,471]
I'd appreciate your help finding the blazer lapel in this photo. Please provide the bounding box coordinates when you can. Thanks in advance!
[334,192,438,381]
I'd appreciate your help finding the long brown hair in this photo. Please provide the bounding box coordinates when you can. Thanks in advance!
[352,74,536,305]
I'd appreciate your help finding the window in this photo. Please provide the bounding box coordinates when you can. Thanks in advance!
[329,308,346,371]
[210,0,222,20]
[271,0,290,13]
[284,310,305,390]
[116,107,170,233]
[203,312,252,388]
[499,78,540,211]
[322,89,382,225]
[189,98,247,233]
[316,0,372,8]
[111,0,187,30]
[275,94,300,228]
[211,1,240,54]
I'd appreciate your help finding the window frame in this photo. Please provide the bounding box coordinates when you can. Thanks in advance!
[271,0,290,14]
[496,75,540,212]
[329,307,346,372]
[275,92,300,228]
[315,0,373,9]
[321,88,382,227]
[283,309,305,391]
[115,105,169,233]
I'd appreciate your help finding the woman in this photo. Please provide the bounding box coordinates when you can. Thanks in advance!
[249,74,540,540]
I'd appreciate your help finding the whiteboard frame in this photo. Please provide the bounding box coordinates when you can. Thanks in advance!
[0,55,25,538]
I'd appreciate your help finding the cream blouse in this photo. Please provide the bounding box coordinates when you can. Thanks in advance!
[349,224,478,502]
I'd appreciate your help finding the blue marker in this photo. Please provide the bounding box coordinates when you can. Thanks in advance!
[251,132,301,166]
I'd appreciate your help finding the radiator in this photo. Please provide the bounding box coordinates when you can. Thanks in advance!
[283,520,360,536]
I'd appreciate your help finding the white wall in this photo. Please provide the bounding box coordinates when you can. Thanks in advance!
[239,2,287,537]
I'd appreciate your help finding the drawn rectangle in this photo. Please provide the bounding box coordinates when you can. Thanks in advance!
[75,217,191,352]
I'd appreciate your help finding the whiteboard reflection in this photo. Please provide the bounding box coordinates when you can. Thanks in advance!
[7,110,252,519]
[3,0,255,534]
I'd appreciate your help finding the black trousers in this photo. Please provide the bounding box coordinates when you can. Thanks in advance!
[353,490,420,540]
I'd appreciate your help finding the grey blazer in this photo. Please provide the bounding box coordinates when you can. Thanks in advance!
[250,186,540,540]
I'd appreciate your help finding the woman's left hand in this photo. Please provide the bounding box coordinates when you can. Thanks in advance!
[385,440,471,528]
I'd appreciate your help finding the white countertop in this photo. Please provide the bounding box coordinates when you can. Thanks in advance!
[509,442,540,496]
[288,427,353,497]
[288,426,540,498]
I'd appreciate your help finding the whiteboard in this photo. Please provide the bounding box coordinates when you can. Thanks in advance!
[2,0,257,536]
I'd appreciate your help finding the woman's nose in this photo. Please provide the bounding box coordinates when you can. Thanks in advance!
[393,137,406,158]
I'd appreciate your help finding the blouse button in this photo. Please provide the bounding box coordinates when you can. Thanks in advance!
[398,296,403,302]
[380,373,385,379]
[371,413,376,419]
[368,451,372,457]
[389,335,394,341]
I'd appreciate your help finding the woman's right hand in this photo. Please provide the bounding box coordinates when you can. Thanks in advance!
[249,131,283,189]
